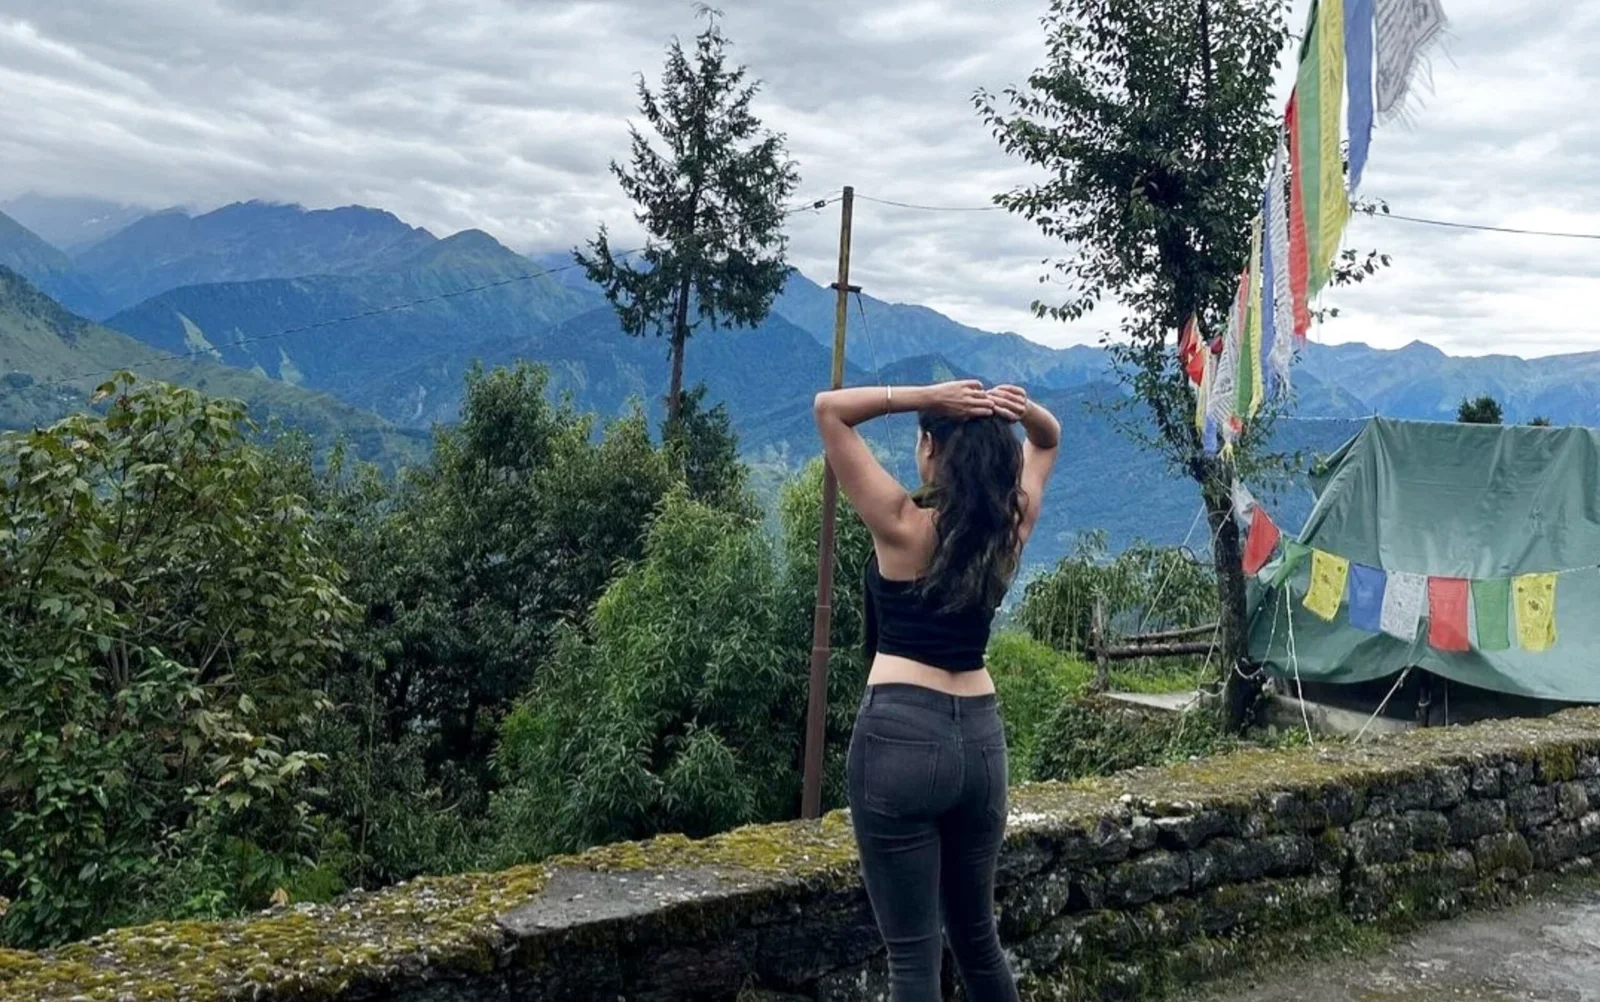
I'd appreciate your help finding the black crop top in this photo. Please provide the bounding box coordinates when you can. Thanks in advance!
[862,553,999,672]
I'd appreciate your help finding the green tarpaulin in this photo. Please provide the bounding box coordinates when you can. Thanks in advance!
[1248,417,1600,702]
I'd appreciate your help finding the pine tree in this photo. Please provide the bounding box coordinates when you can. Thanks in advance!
[1457,395,1503,424]
[578,10,800,426]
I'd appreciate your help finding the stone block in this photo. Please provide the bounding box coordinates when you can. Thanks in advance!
[1106,851,1191,906]
[1473,831,1534,881]
[997,866,1074,938]
[1529,822,1583,871]
[1154,810,1231,850]
[756,898,879,987]
[1449,799,1507,845]
[1130,815,1159,852]
[1346,817,1410,866]
[1258,834,1316,877]
[1470,764,1504,799]
[1558,782,1590,822]
[816,955,890,1002]
[1089,815,1134,864]
[1579,812,1600,856]
[1509,785,1559,831]
[1430,766,1468,809]
[1405,811,1451,853]
[1502,758,1535,791]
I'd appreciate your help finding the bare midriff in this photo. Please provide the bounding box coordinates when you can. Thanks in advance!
[867,652,996,696]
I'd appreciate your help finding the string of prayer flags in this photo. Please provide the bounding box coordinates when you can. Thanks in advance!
[1346,563,1386,633]
[1240,215,1266,421]
[1513,573,1558,652]
[1470,577,1511,652]
[1304,549,1350,621]
[1375,0,1448,121]
[1243,507,1281,577]
[1265,133,1295,396]
[1344,0,1376,190]
[1196,346,1216,446]
[1379,570,1426,643]
[1426,577,1470,652]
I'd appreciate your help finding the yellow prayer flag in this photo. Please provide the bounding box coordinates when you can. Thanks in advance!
[1303,549,1349,622]
[1245,214,1265,419]
[1313,0,1347,294]
[1513,573,1558,652]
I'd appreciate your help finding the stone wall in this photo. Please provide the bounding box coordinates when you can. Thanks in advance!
[10,708,1600,1002]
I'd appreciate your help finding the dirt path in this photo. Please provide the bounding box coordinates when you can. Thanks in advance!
[1189,889,1600,1002]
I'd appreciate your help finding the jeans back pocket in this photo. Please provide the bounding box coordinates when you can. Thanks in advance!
[863,732,940,819]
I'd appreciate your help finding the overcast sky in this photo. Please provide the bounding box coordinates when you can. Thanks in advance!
[1,0,1595,357]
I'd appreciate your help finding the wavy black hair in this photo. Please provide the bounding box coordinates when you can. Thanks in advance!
[914,411,1025,613]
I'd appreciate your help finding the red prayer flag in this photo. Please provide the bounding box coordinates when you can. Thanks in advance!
[1285,94,1312,338]
[1242,506,1281,576]
[1427,577,1471,652]
[1179,316,1206,385]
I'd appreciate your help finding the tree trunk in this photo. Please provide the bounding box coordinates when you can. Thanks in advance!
[666,276,692,427]
[1201,468,1256,732]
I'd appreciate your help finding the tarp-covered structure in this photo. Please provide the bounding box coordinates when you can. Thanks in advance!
[1248,417,1600,703]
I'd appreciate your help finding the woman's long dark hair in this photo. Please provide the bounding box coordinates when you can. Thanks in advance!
[914,411,1025,612]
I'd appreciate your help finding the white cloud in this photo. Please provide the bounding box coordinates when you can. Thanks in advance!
[0,0,1594,356]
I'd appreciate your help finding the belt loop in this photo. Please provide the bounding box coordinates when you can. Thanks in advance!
[866,687,876,707]
[953,695,961,721]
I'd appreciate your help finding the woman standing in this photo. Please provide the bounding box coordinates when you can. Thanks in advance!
[813,380,1061,1002]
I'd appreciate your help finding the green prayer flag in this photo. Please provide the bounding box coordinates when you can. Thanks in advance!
[1268,540,1311,589]
[1472,578,1511,651]
[1296,2,1324,292]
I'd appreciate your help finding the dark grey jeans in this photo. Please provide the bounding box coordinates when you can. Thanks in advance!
[846,683,1019,1002]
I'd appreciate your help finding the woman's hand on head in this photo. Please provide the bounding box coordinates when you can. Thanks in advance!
[987,384,1029,423]
[927,380,995,419]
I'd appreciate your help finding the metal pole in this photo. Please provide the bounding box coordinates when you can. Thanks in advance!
[800,186,854,820]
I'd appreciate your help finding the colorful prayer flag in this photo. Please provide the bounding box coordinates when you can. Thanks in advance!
[1347,563,1386,632]
[1426,577,1470,652]
[1208,280,1242,446]
[1380,570,1426,642]
[1268,540,1311,589]
[1513,573,1558,652]
[1243,506,1281,576]
[1180,316,1206,386]
[1242,214,1266,419]
[1344,0,1376,191]
[1375,0,1448,120]
[1195,345,1214,440]
[1314,0,1348,295]
[1304,549,1349,621]
[1294,6,1325,298]
[1285,94,1313,337]
[1265,134,1294,396]
[1470,578,1511,652]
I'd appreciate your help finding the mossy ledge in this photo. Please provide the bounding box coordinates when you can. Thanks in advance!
[10,708,1600,1002]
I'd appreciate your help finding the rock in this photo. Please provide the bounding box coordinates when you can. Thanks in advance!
[1154,810,1230,850]
[1430,766,1468,809]
[1347,817,1411,866]
[1258,834,1316,877]
[1449,799,1508,845]
[1558,782,1589,822]
[1405,811,1451,853]
[1509,786,1559,831]
[1579,812,1600,856]
[1529,822,1582,871]
[1473,831,1534,881]
[1106,851,1191,906]
[1130,815,1158,852]
[816,955,890,1002]
[756,897,880,987]
[1470,764,1504,799]
[997,866,1075,938]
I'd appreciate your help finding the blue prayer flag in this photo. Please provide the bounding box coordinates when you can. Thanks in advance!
[1345,0,1376,191]
[1347,562,1386,632]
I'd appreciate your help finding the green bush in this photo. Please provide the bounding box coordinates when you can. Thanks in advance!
[1015,531,1215,654]
[0,376,351,946]
[986,632,1090,782]
[1033,695,1238,783]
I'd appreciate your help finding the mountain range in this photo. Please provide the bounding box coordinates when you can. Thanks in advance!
[0,194,1591,567]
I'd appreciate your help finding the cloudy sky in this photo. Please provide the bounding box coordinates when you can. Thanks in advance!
[1,0,1595,357]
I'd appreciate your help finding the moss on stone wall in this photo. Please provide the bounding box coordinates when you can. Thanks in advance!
[9,708,1600,1002]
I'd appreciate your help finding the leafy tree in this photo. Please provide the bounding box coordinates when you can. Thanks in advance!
[0,376,350,946]
[577,10,800,426]
[1529,415,1552,427]
[1015,531,1217,655]
[975,0,1384,729]
[664,383,758,518]
[1457,395,1503,424]
[485,459,872,861]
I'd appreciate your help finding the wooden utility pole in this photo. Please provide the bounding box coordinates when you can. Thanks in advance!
[801,186,855,820]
